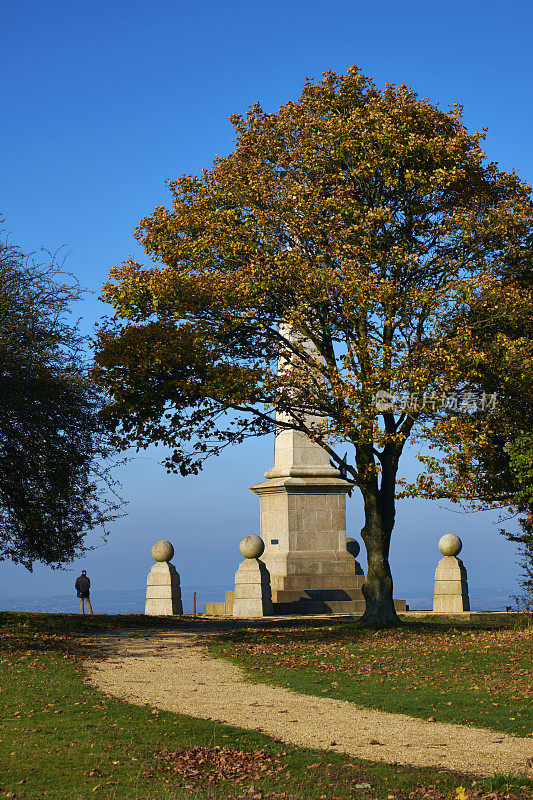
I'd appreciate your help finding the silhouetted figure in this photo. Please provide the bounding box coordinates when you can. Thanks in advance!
[75,570,93,614]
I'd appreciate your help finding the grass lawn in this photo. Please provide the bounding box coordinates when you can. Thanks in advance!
[211,615,532,737]
[0,612,531,800]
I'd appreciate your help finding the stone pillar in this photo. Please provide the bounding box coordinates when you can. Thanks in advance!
[433,534,470,613]
[145,540,183,616]
[346,538,365,576]
[233,535,273,618]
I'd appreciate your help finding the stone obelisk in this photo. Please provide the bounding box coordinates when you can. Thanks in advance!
[249,325,366,614]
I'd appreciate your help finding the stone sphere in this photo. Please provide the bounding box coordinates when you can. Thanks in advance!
[151,540,174,562]
[239,534,265,559]
[346,538,361,558]
[438,534,462,557]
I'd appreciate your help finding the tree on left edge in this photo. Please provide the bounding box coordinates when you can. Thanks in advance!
[0,225,123,570]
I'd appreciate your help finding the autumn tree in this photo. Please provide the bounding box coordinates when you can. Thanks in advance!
[0,230,121,570]
[411,261,533,606]
[94,68,532,624]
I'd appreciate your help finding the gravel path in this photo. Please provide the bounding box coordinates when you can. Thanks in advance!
[83,630,532,777]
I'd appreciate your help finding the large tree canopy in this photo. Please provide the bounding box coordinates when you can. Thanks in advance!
[406,252,533,607]
[401,256,532,502]
[416,261,533,606]
[0,230,121,570]
[95,67,532,623]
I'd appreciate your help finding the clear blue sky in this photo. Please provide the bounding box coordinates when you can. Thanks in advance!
[1,0,531,608]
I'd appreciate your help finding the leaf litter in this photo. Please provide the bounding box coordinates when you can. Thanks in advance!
[153,745,288,788]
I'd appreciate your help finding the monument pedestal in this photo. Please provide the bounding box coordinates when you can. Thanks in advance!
[251,471,366,614]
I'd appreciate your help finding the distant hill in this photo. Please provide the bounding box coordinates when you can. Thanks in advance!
[403,588,515,612]
[0,586,516,614]
[0,586,228,615]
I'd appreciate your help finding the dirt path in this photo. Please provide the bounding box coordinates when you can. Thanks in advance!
[83,630,532,777]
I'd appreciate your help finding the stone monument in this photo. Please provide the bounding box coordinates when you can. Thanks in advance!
[250,428,367,613]
[433,534,470,612]
[145,540,183,616]
[232,535,273,618]
[205,324,406,616]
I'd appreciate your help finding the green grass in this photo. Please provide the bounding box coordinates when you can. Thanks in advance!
[210,615,532,737]
[1,612,532,800]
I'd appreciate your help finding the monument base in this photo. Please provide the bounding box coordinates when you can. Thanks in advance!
[205,443,407,618]
[206,588,407,616]
[205,564,408,616]
[266,564,365,613]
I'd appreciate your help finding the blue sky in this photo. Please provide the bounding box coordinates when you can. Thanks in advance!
[1,0,531,609]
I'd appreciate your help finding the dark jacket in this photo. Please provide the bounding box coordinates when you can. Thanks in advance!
[75,575,90,597]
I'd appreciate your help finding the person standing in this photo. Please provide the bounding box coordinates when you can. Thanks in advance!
[75,570,93,614]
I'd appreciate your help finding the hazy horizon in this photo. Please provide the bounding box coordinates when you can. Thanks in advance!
[0,585,516,616]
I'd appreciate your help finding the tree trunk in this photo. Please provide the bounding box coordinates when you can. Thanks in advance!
[359,490,400,626]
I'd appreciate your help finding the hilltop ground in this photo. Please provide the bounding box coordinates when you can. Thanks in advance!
[0,612,531,800]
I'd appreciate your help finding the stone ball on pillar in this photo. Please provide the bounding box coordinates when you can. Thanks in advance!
[239,535,265,559]
[346,538,360,558]
[151,540,175,562]
[438,534,462,557]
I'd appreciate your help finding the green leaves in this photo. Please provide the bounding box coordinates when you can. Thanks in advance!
[0,233,122,570]
[505,434,533,507]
